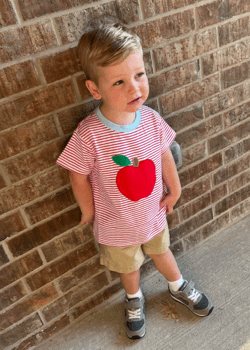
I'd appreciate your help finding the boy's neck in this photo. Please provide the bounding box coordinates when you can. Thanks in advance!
[100,104,136,126]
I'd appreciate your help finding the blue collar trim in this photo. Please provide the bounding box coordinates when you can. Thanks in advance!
[94,106,141,133]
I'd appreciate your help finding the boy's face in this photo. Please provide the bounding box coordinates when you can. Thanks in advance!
[86,51,149,122]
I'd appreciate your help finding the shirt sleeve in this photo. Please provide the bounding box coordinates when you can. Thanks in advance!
[159,116,176,155]
[56,128,95,175]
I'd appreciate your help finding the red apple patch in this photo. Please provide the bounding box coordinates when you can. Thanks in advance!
[112,155,156,201]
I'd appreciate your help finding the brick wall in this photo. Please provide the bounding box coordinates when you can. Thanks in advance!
[1,0,250,348]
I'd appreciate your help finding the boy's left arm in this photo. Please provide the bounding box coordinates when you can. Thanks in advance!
[160,148,182,213]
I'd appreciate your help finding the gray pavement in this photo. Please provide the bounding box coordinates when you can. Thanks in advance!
[35,215,250,350]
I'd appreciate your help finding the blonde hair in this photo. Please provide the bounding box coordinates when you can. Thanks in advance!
[77,23,142,85]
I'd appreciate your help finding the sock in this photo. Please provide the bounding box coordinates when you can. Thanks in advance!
[168,275,185,292]
[127,288,143,300]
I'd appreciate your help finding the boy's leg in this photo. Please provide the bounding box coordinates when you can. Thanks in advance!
[145,228,213,317]
[147,249,181,282]
[148,249,213,317]
[119,269,140,295]
[99,243,146,339]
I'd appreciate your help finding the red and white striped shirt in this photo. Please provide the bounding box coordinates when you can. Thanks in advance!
[57,105,176,247]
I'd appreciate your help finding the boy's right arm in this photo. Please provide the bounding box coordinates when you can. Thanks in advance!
[70,171,95,225]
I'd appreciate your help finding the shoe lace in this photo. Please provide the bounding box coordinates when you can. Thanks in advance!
[128,308,141,320]
[188,288,201,302]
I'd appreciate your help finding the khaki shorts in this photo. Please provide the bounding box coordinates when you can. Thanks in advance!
[99,226,170,274]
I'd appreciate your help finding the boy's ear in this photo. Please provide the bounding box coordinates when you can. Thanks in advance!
[85,80,101,100]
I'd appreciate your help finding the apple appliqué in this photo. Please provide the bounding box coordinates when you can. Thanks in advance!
[112,155,156,201]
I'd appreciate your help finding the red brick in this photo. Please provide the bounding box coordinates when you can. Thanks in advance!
[160,74,220,115]
[25,187,76,224]
[231,198,250,221]
[143,0,197,18]
[0,245,9,266]
[215,183,250,215]
[229,169,250,193]
[221,60,250,89]
[153,29,217,70]
[76,74,91,100]
[42,224,93,262]
[202,38,250,77]
[0,250,43,289]
[0,281,27,312]
[0,79,76,131]
[170,208,213,243]
[178,176,211,207]
[0,173,6,189]
[58,257,105,293]
[166,104,204,132]
[71,282,123,320]
[55,2,141,45]
[184,212,229,250]
[196,0,231,29]
[224,101,250,129]
[7,207,81,257]
[3,138,67,183]
[0,20,58,64]
[39,48,81,84]
[0,167,69,215]
[179,153,223,187]
[213,154,250,186]
[229,0,250,15]
[0,61,40,99]
[0,0,17,27]
[133,9,195,49]
[41,272,108,322]
[176,115,223,149]
[0,313,42,348]
[149,61,199,99]
[215,189,241,216]
[143,51,154,75]
[17,0,95,20]
[211,183,228,203]
[57,100,99,134]
[181,142,207,168]
[204,80,250,117]
[0,212,26,241]
[209,120,250,154]
[179,193,211,221]
[0,285,58,331]
[18,0,139,21]
[11,316,70,350]
[145,99,160,113]
[26,240,98,291]
[225,137,250,163]
[0,117,58,161]
[166,210,179,230]
[218,16,250,47]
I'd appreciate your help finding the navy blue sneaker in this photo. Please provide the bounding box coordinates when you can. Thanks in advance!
[169,281,213,317]
[124,296,146,339]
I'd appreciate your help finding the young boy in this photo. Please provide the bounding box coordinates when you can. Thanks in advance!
[57,23,213,340]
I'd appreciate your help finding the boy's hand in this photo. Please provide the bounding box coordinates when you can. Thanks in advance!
[160,193,179,214]
[80,210,94,225]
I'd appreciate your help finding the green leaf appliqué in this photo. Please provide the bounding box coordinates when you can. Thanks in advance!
[112,155,131,167]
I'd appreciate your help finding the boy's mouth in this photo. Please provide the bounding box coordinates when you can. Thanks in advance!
[128,97,141,105]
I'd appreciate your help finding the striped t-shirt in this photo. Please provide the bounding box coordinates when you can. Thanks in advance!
[56,105,176,247]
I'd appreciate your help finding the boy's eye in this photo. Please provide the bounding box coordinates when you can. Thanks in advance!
[136,72,144,78]
[114,80,123,86]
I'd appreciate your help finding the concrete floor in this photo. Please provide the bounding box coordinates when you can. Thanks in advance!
[35,214,250,350]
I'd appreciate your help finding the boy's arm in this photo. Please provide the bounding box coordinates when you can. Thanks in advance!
[70,171,95,225]
[160,148,182,213]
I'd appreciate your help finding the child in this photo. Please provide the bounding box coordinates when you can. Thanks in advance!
[57,23,213,340]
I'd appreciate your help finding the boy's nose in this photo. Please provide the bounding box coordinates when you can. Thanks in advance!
[128,81,138,94]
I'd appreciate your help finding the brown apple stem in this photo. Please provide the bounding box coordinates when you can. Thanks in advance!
[132,157,139,167]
